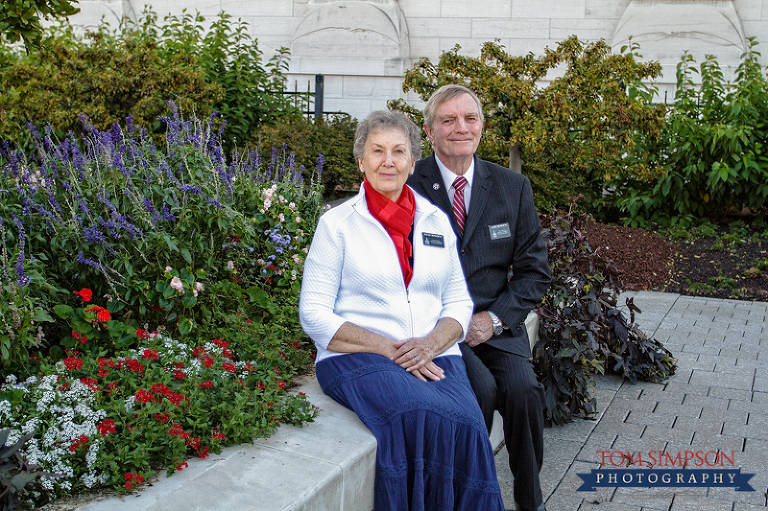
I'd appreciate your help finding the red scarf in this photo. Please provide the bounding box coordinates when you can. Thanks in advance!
[363,178,416,287]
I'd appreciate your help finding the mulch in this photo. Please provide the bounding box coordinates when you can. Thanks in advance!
[581,221,768,301]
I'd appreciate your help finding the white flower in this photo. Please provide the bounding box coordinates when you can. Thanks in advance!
[124,395,136,412]
[165,265,173,273]
[226,260,235,271]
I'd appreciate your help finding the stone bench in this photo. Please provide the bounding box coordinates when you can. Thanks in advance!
[80,312,540,511]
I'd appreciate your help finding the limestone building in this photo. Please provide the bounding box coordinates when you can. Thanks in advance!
[70,0,767,120]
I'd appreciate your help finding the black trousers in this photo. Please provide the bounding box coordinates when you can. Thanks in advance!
[460,341,545,509]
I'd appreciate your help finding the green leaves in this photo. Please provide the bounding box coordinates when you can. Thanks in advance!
[534,204,676,425]
[393,36,666,216]
[618,38,768,224]
[0,0,80,51]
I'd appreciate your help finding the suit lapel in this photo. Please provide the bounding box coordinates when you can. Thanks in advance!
[461,157,491,249]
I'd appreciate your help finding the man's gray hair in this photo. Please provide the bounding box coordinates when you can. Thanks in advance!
[353,110,422,161]
[423,84,484,129]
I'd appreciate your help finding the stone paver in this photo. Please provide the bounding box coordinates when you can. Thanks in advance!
[494,292,768,511]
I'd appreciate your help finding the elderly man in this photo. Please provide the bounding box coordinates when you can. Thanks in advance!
[407,84,551,511]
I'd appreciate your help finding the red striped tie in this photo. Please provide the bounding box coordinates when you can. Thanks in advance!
[452,176,468,233]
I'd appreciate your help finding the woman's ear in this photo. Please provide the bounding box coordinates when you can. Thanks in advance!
[358,159,365,172]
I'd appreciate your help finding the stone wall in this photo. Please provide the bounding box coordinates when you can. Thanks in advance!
[69,0,768,120]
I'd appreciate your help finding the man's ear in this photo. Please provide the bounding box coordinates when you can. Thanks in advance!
[424,124,433,142]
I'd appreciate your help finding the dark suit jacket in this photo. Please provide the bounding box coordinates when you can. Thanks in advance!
[408,154,551,357]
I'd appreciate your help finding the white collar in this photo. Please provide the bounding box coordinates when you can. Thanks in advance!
[435,154,475,190]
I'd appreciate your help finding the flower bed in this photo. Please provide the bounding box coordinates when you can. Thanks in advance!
[0,105,323,505]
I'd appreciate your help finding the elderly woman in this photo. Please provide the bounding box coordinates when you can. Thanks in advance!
[299,111,505,511]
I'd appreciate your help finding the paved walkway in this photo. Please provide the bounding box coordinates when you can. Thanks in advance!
[495,291,768,511]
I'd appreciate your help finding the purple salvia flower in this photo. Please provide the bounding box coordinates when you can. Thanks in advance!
[76,251,104,271]
[83,225,107,244]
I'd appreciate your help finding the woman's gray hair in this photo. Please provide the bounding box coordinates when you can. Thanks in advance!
[422,84,484,130]
[353,110,422,161]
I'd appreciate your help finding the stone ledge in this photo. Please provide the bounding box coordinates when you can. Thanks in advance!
[79,312,539,511]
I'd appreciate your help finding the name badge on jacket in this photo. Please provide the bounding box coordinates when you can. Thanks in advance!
[422,233,445,247]
[489,222,511,240]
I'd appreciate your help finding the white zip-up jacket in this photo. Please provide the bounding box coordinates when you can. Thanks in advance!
[299,186,474,364]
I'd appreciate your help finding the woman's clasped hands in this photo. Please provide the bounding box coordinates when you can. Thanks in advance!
[391,337,444,382]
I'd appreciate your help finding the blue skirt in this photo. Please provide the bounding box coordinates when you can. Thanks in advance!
[316,353,505,511]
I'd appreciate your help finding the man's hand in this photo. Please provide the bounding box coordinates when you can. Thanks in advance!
[465,311,494,347]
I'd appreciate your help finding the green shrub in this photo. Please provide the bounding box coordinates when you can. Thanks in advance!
[390,37,666,217]
[253,115,359,199]
[614,39,768,225]
[0,21,220,151]
[0,8,304,153]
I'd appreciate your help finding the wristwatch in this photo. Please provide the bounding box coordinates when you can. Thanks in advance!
[487,311,505,336]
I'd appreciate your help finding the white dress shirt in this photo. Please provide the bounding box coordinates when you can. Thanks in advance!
[435,154,475,213]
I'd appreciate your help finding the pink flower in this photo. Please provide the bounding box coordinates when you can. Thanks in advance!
[170,276,184,294]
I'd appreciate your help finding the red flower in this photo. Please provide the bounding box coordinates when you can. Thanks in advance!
[69,435,89,452]
[211,429,226,440]
[197,446,210,459]
[176,462,188,471]
[136,328,151,340]
[125,358,144,373]
[222,363,236,373]
[124,472,144,489]
[80,377,99,391]
[168,392,189,407]
[211,338,229,347]
[63,356,83,371]
[141,349,159,360]
[155,413,170,423]
[134,389,155,404]
[85,305,111,323]
[173,370,186,380]
[151,384,171,396]
[97,419,116,437]
[199,380,214,389]
[73,288,92,302]
[168,423,190,439]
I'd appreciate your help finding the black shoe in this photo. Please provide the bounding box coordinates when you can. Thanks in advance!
[514,504,546,511]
